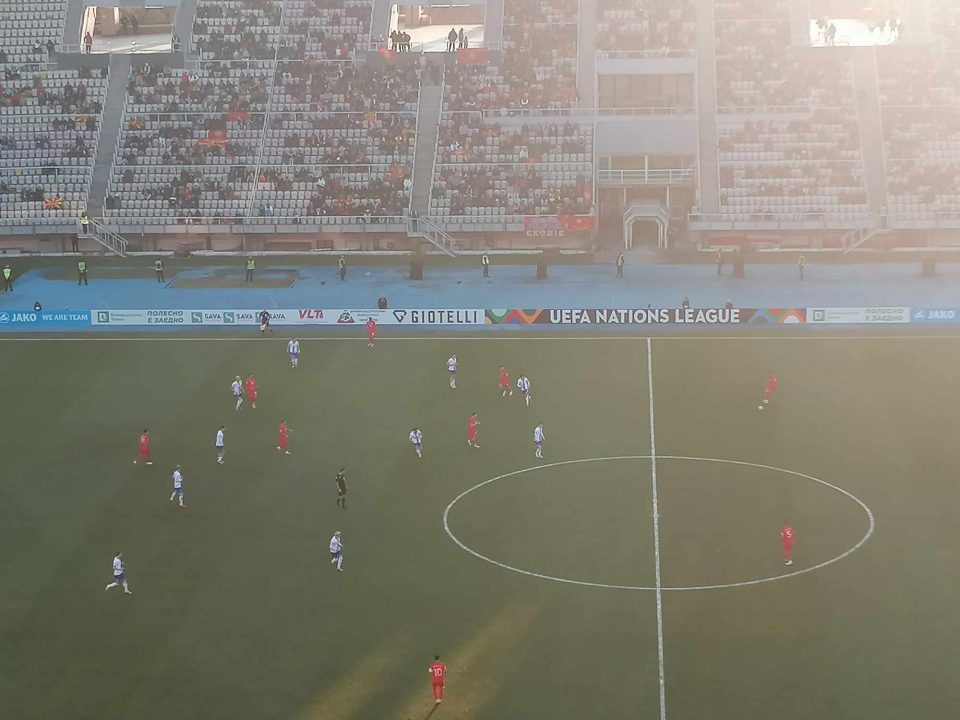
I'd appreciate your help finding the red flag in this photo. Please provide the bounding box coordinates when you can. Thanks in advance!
[456,48,488,65]
[558,215,595,232]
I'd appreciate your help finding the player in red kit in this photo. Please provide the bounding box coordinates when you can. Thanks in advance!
[467,413,479,448]
[277,420,290,454]
[366,318,376,348]
[245,373,258,409]
[498,366,512,397]
[134,429,152,465]
[428,655,447,704]
[780,525,794,565]
[759,373,777,410]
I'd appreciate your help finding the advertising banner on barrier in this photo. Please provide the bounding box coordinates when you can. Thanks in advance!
[910,308,960,324]
[807,307,910,324]
[485,308,807,325]
[0,310,91,328]
[90,309,485,327]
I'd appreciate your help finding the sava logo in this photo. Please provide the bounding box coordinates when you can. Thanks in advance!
[337,311,355,324]
[393,310,407,323]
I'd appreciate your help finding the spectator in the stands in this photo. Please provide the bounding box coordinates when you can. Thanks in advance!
[83,32,93,54]
[447,28,458,51]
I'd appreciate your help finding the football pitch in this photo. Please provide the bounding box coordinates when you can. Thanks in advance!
[2,332,960,720]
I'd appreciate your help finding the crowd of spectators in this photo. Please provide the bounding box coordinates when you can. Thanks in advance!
[879,41,960,215]
[262,112,415,164]
[596,0,695,54]
[280,0,372,60]
[714,0,789,21]
[272,61,418,112]
[192,0,282,60]
[437,115,591,164]
[445,0,579,112]
[0,69,106,224]
[430,164,592,217]
[127,64,271,113]
[715,19,854,109]
[718,109,868,215]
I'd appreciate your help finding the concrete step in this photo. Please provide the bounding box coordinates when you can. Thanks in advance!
[410,81,445,216]
[850,48,888,215]
[87,54,132,216]
[694,0,720,214]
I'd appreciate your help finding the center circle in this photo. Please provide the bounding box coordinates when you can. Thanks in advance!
[443,456,875,591]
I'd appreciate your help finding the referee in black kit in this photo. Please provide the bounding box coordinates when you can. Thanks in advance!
[336,468,347,509]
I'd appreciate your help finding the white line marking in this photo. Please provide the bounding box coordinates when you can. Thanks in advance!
[647,338,667,720]
[442,456,876,591]
[0,333,958,342]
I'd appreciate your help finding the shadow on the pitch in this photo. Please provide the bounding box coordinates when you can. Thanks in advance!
[424,703,441,719]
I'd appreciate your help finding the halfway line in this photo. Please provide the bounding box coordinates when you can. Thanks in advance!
[646,337,667,720]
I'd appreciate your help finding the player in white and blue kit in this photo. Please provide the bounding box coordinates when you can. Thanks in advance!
[409,427,423,458]
[232,376,243,411]
[216,426,225,464]
[517,374,531,406]
[169,465,184,508]
[288,338,300,368]
[447,355,457,389]
[105,552,132,594]
[329,531,344,571]
[534,424,545,459]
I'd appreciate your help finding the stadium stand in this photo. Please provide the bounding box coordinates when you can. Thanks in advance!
[280,0,373,60]
[879,46,960,219]
[596,0,696,54]
[430,113,592,218]
[0,0,64,63]
[0,68,106,226]
[192,0,283,60]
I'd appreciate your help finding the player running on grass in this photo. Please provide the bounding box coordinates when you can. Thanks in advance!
[288,338,300,368]
[428,655,447,704]
[277,421,290,454]
[409,427,423,458]
[134,429,152,465]
[245,373,258,409]
[169,465,184,508]
[335,468,347,509]
[232,376,243,411]
[780,524,795,565]
[467,413,479,448]
[759,373,777,410]
[105,552,132,594]
[215,426,225,464]
[534,423,545,459]
[517,374,532,406]
[499,366,513,397]
[329,531,344,572]
[366,318,376,348]
[447,354,457,389]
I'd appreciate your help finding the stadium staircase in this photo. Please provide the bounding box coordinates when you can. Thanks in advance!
[173,0,199,61]
[370,0,392,45]
[82,218,128,256]
[407,215,457,256]
[87,54,132,218]
[410,81,444,217]
[484,0,504,48]
[62,0,84,48]
[576,0,598,108]
[694,0,720,214]
[850,48,888,218]
[623,202,670,250]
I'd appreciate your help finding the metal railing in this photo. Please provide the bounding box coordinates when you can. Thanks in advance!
[83,218,128,256]
[596,49,696,59]
[407,215,457,256]
[597,106,693,116]
[102,214,408,225]
[598,169,695,185]
[688,211,877,229]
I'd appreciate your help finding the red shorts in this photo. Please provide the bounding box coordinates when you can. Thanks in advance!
[499,381,509,390]
[137,447,150,459]
[432,683,444,700]
[279,437,288,450]
[782,540,793,554]
[467,430,477,441]
[368,333,376,341]
[764,388,774,400]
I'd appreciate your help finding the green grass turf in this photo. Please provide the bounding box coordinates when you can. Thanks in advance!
[1,334,959,720]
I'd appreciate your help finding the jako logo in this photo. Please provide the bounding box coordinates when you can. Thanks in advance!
[393,310,407,323]
[0,312,8,324]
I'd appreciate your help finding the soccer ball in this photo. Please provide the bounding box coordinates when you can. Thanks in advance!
[758,405,764,411]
